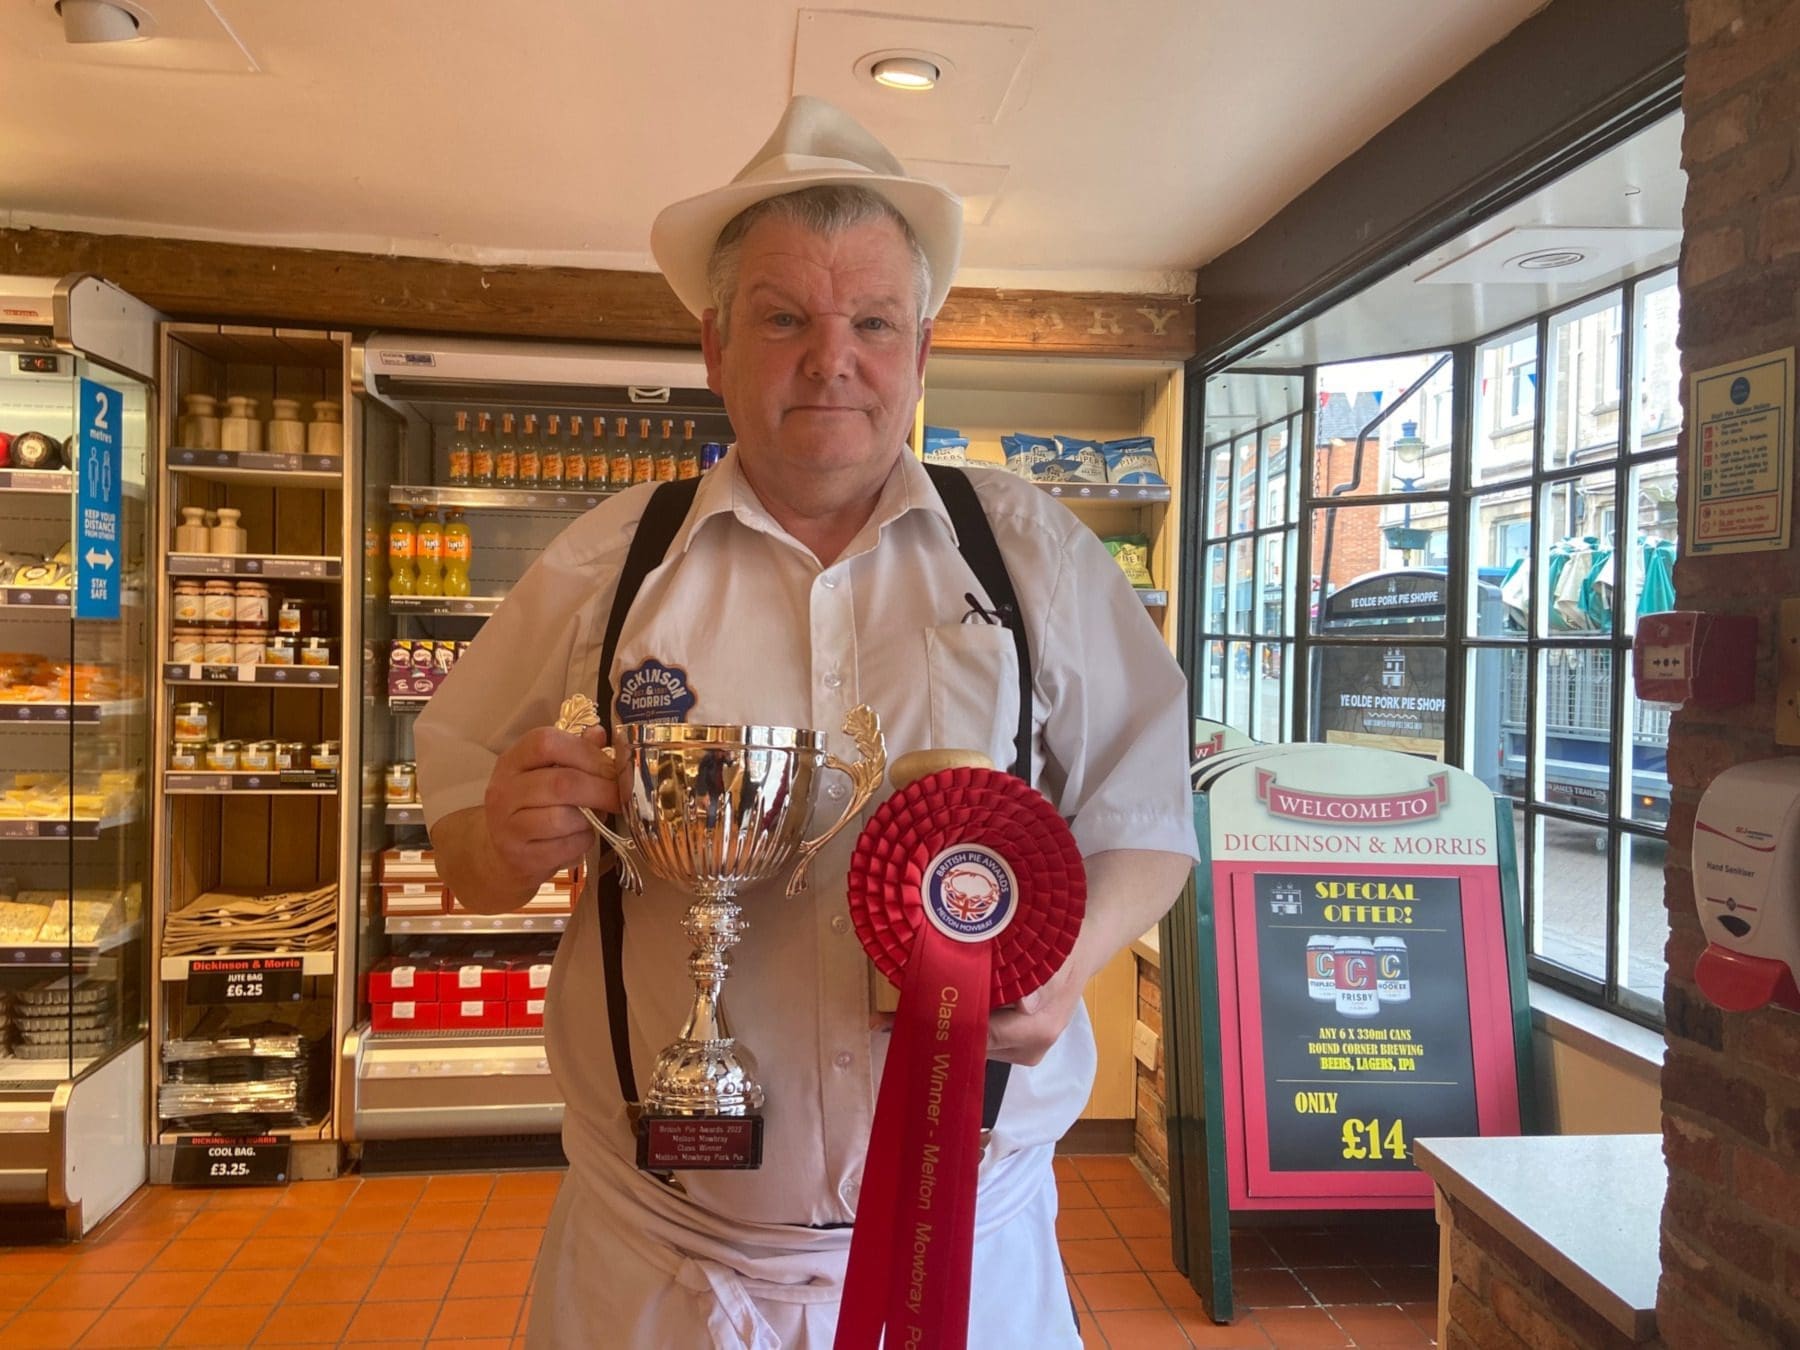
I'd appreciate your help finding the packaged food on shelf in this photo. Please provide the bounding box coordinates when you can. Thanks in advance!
[310,741,340,771]
[369,948,442,1002]
[442,997,508,1030]
[173,701,215,744]
[29,891,126,944]
[1000,433,1058,478]
[0,769,139,820]
[1101,435,1167,485]
[1104,533,1156,588]
[922,424,968,466]
[372,999,442,1032]
[205,740,242,771]
[1051,436,1109,484]
[505,947,558,1002]
[385,761,418,803]
[265,635,297,665]
[444,949,508,1000]
[509,996,546,1030]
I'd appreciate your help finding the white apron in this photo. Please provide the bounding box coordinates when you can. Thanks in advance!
[525,1143,1080,1349]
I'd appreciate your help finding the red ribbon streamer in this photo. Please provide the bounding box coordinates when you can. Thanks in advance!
[836,768,1085,1350]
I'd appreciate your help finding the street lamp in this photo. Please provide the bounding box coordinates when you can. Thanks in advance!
[1383,420,1431,559]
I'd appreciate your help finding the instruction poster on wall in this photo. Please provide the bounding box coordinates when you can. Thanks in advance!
[1688,347,1795,555]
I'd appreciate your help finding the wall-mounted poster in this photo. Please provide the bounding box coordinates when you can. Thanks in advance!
[1688,346,1795,556]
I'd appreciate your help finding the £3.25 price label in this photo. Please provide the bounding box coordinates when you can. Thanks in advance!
[1339,1117,1409,1162]
[171,1135,291,1187]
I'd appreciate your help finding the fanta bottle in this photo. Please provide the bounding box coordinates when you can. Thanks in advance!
[442,508,472,598]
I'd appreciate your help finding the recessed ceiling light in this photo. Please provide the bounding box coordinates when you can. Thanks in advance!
[1513,248,1589,271]
[55,0,154,44]
[871,55,940,91]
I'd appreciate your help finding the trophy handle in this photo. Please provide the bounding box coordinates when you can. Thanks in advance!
[556,694,646,893]
[787,705,886,897]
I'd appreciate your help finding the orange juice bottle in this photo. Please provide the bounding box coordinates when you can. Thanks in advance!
[441,508,472,598]
[388,509,416,596]
[610,416,632,486]
[414,509,443,596]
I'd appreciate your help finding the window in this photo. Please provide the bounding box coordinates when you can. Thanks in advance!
[1191,267,1680,1025]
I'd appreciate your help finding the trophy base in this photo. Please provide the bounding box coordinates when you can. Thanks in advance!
[636,1110,765,1171]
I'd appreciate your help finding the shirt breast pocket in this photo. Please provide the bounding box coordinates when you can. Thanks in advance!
[924,623,1023,772]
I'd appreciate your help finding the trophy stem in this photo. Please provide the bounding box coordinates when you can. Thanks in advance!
[644,881,765,1117]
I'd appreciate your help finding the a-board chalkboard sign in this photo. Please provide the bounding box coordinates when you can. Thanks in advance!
[1161,744,1533,1324]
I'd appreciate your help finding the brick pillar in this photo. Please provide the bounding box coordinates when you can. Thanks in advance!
[1660,3,1800,1345]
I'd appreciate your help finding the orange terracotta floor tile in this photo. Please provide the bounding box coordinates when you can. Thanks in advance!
[0,1155,1440,1347]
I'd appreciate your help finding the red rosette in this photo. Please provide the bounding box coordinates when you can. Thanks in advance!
[845,766,1086,1006]
[836,767,1087,1350]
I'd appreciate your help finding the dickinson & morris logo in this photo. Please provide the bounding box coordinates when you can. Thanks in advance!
[1255,769,1450,825]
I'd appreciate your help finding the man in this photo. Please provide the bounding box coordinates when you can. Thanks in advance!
[418,95,1198,1348]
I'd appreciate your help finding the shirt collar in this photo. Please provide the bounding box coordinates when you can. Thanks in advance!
[671,445,957,558]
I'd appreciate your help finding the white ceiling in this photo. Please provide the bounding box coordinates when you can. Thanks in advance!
[0,0,1548,294]
[1239,112,1687,367]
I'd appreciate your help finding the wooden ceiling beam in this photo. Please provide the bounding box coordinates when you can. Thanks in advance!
[1,227,1193,361]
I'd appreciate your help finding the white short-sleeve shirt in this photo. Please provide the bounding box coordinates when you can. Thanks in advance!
[416,449,1198,1227]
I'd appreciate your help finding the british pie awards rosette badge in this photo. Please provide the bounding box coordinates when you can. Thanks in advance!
[836,758,1085,1350]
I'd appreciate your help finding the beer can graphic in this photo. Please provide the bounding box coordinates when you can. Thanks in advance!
[1332,936,1379,1018]
[1375,936,1411,1003]
[1306,935,1337,1002]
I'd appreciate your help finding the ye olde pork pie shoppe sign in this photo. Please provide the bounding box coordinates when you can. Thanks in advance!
[1201,746,1529,1209]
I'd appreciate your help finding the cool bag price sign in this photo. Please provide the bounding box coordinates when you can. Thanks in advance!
[171,1135,291,1187]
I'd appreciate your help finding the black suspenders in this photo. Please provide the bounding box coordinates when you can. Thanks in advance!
[592,466,1033,1131]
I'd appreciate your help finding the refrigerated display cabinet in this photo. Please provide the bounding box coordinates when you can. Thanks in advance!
[343,335,722,1158]
[0,275,156,1236]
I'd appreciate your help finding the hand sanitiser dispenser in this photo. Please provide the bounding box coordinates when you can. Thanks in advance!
[1693,759,1800,1013]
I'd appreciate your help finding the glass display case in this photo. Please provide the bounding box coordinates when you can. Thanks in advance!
[341,335,721,1158]
[0,274,155,1236]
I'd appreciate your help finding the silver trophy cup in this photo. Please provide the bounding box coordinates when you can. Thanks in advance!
[556,696,885,1168]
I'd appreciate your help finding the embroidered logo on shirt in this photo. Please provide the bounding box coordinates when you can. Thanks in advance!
[920,845,1017,943]
[615,659,697,725]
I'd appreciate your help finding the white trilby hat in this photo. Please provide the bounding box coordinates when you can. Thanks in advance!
[650,94,963,321]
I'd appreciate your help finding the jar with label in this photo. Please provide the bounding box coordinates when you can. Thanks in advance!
[278,599,304,635]
[204,631,234,665]
[207,740,243,772]
[311,741,342,772]
[172,581,204,624]
[170,626,207,663]
[386,761,417,803]
[242,740,278,772]
[233,626,266,666]
[234,581,271,626]
[276,741,307,771]
[202,580,236,625]
[299,637,333,668]
[169,742,200,771]
[265,635,297,666]
[173,701,216,744]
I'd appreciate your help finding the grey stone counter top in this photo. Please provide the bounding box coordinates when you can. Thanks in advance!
[1414,1133,1662,1341]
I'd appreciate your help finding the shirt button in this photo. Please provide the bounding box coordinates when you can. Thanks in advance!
[834,1051,853,1070]
[822,671,842,690]
[820,573,839,590]
[831,914,850,935]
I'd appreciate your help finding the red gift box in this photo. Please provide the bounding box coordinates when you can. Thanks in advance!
[371,999,442,1032]
[368,951,441,1002]
[505,949,558,1001]
[442,951,506,1000]
[508,996,546,1030]
[441,997,508,1030]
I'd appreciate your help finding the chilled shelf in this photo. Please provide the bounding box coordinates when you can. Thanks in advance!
[163,663,341,687]
[163,771,340,794]
[0,699,144,725]
[159,950,335,981]
[1037,482,1171,503]
[168,449,344,488]
[0,586,72,611]
[167,554,342,581]
[0,922,142,969]
[0,810,139,840]
[389,596,503,617]
[384,912,569,935]
[0,469,74,494]
[390,483,620,513]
